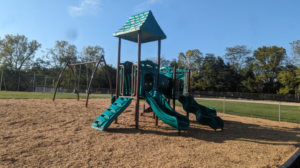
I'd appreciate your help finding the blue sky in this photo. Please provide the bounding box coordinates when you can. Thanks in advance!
[1,0,299,67]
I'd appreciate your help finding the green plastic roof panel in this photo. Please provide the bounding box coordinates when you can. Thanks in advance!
[113,10,167,43]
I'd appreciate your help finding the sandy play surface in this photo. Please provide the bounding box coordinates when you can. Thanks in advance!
[0,98,300,167]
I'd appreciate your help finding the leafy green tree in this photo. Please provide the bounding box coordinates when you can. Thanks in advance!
[194,53,217,91]
[224,45,252,92]
[0,34,41,71]
[253,46,286,93]
[46,41,77,67]
[277,69,300,94]
[215,56,234,91]
[239,57,256,92]
[169,58,178,68]
[93,64,116,88]
[185,49,203,70]
[79,45,104,62]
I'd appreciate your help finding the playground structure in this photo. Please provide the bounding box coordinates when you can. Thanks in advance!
[53,55,113,107]
[51,10,223,134]
[90,10,224,134]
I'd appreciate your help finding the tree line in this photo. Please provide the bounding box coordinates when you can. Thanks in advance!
[0,34,116,91]
[1,34,300,94]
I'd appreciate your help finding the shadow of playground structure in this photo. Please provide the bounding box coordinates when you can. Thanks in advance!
[108,119,300,147]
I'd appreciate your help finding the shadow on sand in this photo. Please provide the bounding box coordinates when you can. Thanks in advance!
[107,119,300,147]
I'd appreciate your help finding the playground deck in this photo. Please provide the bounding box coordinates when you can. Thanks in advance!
[1,98,299,167]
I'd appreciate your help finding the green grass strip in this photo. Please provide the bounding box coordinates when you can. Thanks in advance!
[1,91,299,124]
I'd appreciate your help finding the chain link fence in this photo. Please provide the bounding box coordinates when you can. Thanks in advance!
[35,86,116,95]
[190,91,300,102]
[0,69,115,94]
[0,69,56,92]
[191,96,300,124]
[1,69,299,124]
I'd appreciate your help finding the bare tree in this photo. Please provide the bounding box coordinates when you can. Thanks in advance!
[290,40,300,66]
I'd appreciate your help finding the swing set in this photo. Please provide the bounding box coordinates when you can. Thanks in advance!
[53,55,113,107]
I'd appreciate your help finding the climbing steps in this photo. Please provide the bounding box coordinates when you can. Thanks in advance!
[91,97,132,131]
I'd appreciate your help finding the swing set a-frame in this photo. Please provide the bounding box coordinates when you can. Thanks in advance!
[52,55,113,107]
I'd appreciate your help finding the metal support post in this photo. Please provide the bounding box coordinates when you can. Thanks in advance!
[172,66,176,110]
[155,37,161,126]
[74,66,76,91]
[115,37,121,124]
[186,69,191,117]
[135,31,142,129]
[78,65,81,89]
[86,63,88,90]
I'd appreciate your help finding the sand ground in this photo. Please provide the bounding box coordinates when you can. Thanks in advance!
[0,98,300,168]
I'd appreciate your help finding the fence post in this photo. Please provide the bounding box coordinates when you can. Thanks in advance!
[223,97,225,113]
[33,72,35,92]
[18,74,20,91]
[0,70,3,91]
[44,77,47,93]
[279,101,281,122]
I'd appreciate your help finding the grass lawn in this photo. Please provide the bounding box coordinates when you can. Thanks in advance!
[172,99,300,124]
[1,91,299,124]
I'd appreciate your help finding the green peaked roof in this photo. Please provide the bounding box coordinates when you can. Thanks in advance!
[113,10,167,43]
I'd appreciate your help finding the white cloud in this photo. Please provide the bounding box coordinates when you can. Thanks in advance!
[68,0,101,17]
[134,0,162,12]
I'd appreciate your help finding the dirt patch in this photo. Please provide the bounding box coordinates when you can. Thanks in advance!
[0,99,299,167]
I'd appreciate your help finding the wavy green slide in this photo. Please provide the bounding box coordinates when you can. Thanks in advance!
[179,95,224,131]
[145,91,189,133]
[91,97,132,131]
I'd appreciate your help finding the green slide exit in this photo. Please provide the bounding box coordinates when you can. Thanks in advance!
[179,95,224,131]
[91,97,132,131]
[145,91,189,132]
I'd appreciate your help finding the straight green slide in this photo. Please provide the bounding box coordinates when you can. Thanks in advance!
[91,97,132,131]
[145,91,189,132]
[178,95,224,131]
